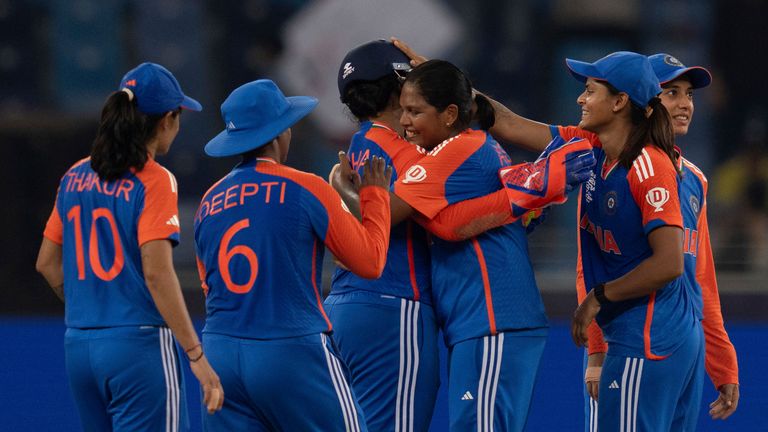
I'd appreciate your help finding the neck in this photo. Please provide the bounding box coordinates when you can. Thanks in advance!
[368,109,402,135]
[596,121,633,162]
[145,138,158,159]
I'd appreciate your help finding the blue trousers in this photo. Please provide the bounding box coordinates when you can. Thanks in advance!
[448,329,547,432]
[598,324,704,432]
[202,332,367,431]
[325,291,440,432]
[65,326,188,432]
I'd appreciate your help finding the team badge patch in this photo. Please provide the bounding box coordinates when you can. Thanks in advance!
[402,165,427,184]
[689,195,700,215]
[664,55,684,67]
[603,191,618,215]
[646,187,670,212]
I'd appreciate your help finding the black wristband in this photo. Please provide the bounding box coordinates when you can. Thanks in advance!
[189,350,204,363]
[593,283,611,305]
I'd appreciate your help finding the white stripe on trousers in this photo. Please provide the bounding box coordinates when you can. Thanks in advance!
[588,396,598,432]
[159,327,179,432]
[395,299,421,432]
[476,334,504,432]
[620,357,644,432]
[321,333,361,432]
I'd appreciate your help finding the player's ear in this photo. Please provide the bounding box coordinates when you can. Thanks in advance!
[441,104,459,128]
[612,93,630,113]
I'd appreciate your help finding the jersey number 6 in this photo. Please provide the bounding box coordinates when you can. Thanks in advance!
[67,206,125,281]
[218,218,258,294]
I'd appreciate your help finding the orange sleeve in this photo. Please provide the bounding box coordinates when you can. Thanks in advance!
[414,189,516,241]
[43,197,64,245]
[697,198,739,389]
[135,161,181,246]
[556,126,602,148]
[626,147,683,232]
[319,184,391,279]
[195,255,209,297]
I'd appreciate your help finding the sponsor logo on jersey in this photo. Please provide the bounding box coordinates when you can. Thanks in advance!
[342,62,355,79]
[402,165,427,184]
[609,380,620,389]
[585,171,596,203]
[461,391,474,400]
[227,121,236,130]
[632,148,656,183]
[646,187,670,212]
[166,215,180,227]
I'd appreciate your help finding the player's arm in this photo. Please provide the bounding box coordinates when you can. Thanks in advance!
[321,157,393,278]
[696,200,739,419]
[392,37,552,153]
[36,237,64,302]
[141,240,223,414]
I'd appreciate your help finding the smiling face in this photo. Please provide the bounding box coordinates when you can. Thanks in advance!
[399,82,455,150]
[659,76,695,136]
[576,78,622,133]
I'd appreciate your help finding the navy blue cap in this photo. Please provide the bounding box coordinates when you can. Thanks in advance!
[205,79,318,157]
[337,39,412,97]
[565,51,662,108]
[119,62,202,115]
[648,53,712,89]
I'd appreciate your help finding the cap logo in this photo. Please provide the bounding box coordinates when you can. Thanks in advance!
[664,55,684,67]
[227,121,236,130]
[125,79,137,87]
[342,62,355,80]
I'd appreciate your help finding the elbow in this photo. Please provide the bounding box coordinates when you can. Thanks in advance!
[658,254,684,284]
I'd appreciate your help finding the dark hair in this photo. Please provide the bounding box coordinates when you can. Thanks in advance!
[405,59,495,131]
[603,82,677,171]
[90,91,177,181]
[341,73,401,121]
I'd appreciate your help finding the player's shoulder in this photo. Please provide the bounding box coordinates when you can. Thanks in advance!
[554,125,601,148]
[680,156,708,185]
[134,158,178,193]
[64,156,91,174]
[426,129,486,158]
[628,145,677,184]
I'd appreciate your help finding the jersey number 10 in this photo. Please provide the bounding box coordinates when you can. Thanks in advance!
[67,205,125,281]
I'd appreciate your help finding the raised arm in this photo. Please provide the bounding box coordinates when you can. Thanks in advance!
[321,156,393,278]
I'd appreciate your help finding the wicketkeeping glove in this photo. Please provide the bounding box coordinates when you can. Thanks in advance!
[499,136,595,217]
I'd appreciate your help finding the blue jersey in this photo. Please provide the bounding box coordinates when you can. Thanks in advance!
[194,158,390,340]
[44,157,181,328]
[395,129,547,346]
[677,155,706,320]
[331,121,431,303]
[557,126,697,359]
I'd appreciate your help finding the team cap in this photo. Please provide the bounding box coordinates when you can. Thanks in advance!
[565,51,662,108]
[205,79,318,157]
[337,39,412,98]
[119,62,202,115]
[648,53,712,89]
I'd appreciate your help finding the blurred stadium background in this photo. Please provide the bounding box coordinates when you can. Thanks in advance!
[2,0,766,430]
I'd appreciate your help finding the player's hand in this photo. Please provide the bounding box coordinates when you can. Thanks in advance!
[571,291,600,347]
[391,37,428,67]
[521,207,549,234]
[188,351,224,414]
[585,352,605,401]
[361,156,393,189]
[709,383,739,420]
[330,151,361,194]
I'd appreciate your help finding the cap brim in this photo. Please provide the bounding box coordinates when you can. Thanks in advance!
[565,58,602,83]
[660,66,712,89]
[181,95,203,111]
[205,96,318,157]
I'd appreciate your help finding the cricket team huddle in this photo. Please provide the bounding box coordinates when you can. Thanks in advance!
[36,37,739,431]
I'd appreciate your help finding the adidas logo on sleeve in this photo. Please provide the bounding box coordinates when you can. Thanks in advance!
[461,391,474,401]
